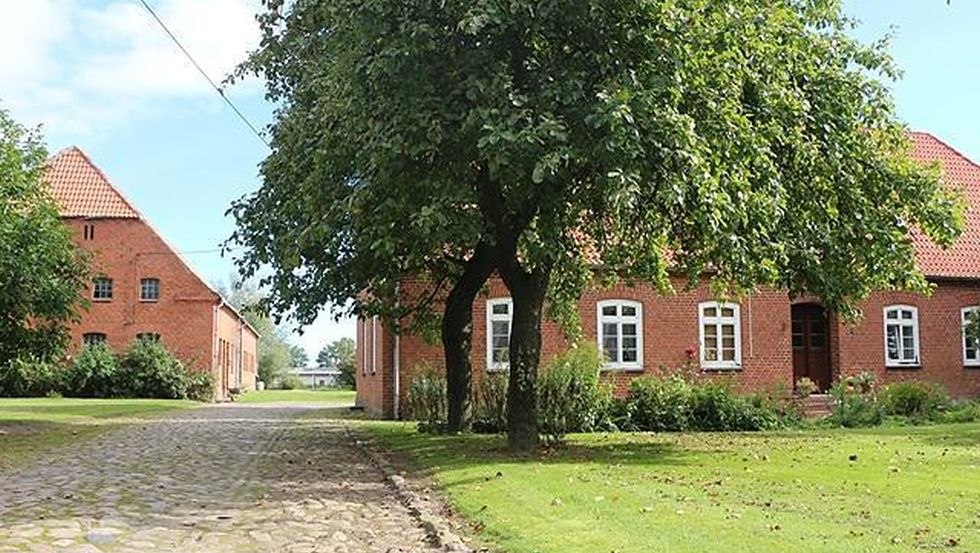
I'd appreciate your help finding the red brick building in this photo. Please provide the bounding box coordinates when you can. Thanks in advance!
[356,132,980,418]
[45,147,259,400]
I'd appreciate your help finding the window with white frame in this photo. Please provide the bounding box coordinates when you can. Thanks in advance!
[962,307,980,367]
[699,302,741,369]
[83,332,107,347]
[140,278,160,301]
[486,299,512,371]
[92,277,113,301]
[596,300,643,369]
[884,305,919,367]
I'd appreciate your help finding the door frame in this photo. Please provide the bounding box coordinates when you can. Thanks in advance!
[791,302,834,393]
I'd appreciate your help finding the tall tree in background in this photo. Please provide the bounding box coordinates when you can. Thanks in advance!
[232,1,963,450]
[217,277,296,387]
[317,337,356,389]
[289,344,309,368]
[0,108,89,367]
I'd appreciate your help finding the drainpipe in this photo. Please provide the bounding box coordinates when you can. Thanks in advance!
[393,330,401,420]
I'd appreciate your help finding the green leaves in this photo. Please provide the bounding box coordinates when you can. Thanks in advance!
[0,109,89,367]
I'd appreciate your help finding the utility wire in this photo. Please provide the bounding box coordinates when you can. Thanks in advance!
[135,0,269,148]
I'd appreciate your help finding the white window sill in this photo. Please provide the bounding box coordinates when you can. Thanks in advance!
[487,366,509,373]
[885,362,920,369]
[600,365,644,373]
[701,364,742,372]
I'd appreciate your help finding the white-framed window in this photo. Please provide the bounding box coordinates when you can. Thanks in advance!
[92,277,113,301]
[596,300,643,370]
[699,302,741,370]
[486,298,512,371]
[83,332,107,347]
[140,278,160,301]
[963,307,980,367]
[137,332,161,342]
[360,316,379,375]
[884,305,920,367]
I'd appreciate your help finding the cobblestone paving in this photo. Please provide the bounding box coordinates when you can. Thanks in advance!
[0,405,440,552]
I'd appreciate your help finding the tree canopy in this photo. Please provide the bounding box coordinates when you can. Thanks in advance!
[317,337,356,389]
[0,108,89,366]
[230,0,964,450]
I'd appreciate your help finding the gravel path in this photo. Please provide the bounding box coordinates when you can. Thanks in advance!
[0,404,442,552]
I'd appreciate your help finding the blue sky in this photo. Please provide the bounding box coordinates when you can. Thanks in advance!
[1,0,977,360]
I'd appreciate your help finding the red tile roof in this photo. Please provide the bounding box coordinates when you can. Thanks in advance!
[908,132,980,279]
[44,146,141,219]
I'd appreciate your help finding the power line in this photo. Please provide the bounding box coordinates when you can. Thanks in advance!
[135,0,269,148]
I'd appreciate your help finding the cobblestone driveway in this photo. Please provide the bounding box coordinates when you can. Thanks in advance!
[0,405,441,552]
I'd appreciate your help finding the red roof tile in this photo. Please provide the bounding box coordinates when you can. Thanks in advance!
[907,132,980,279]
[44,146,141,219]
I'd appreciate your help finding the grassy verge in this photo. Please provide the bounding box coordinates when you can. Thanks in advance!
[359,421,980,552]
[0,398,194,470]
[236,388,356,404]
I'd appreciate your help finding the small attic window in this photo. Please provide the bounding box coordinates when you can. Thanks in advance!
[83,224,95,240]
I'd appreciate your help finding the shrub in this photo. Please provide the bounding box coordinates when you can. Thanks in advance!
[940,400,980,424]
[186,370,216,402]
[474,372,508,434]
[406,363,446,432]
[689,382,780,431]
[63,344,119,398]
[0,356,62,397]
[626,376,692,432]
[277,373,305,390]
[537,344,610,444]
[880,381,950,421]
[117,339,189,399]
[826,380,884,428]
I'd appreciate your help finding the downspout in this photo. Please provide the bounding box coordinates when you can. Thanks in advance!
[393,330,401,420]
[212,301,221,399]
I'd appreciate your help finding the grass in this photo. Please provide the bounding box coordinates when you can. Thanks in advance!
[236,388,356,404]
[0,398,194,470]
[359,421,980,552]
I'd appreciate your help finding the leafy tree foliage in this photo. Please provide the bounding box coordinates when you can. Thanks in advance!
[317,337,356,389]
[217,277,297,387]
[0,108,89,367]
[289,344,310,368]
[230,1,963,450]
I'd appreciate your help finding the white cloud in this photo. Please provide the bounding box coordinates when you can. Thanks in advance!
[0,0,262,136]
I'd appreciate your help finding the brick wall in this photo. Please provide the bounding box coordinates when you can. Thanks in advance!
[64,217,253,398]
[360,277,980,419]
[836,281,980,397]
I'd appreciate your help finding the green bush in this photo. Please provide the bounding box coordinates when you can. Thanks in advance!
[277,373,305,390]
[63,344,119,398]
[826,380,884,428]
[186,370,216,402]
[939,400,980,424]
[537,344,611,444]
[117,339,189,399]
[626,375,786,432]
[626,376,692,432]
[406,363,446,432]
[0,356,62,397]
[880,381,950,421]
[474,372,508,434]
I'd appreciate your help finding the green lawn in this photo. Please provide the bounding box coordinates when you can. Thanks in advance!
[361,422,980,552]
[236,388,356,404]
[0,398,193,470]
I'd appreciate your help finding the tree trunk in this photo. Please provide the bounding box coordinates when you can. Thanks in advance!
[442,245,495,432]
[500,267,549,452]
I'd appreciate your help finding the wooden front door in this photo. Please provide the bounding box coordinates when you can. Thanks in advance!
[792,304,832,392]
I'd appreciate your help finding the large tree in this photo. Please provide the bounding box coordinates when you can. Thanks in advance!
[317,337,356,389]
[231,0,963,451]
[0,108,89,367]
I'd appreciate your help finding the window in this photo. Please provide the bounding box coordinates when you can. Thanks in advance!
[962,307,980,367]
[884,305,919,367]
[140,278,160,301]
[699,302,741,370]
[596,300,643,370]
[137,332,161,342]
[83,333,106,346]
[92,277,113,301]
[360,316,379,375]
[486,299,513,371]
[83,224,95,240]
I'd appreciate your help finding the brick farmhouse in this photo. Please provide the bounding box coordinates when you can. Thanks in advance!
[45,147,259,400]
[356,132,980,418]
